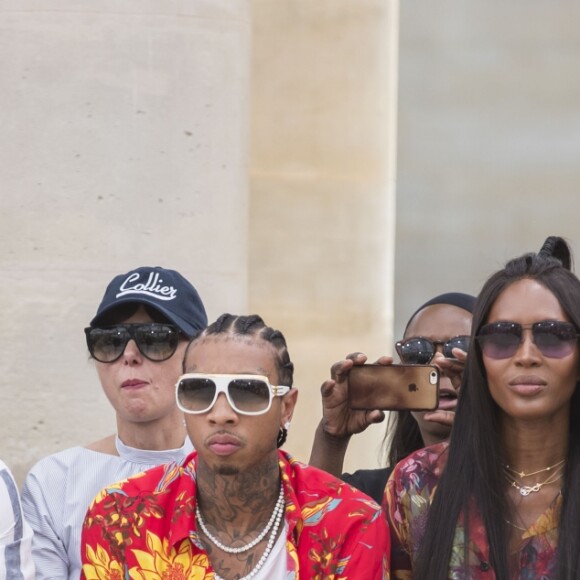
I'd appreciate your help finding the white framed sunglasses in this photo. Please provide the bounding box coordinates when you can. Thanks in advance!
[176,373,291,416]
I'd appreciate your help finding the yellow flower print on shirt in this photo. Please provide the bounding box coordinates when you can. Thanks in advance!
[128,530,213,580]
[82,544,124,580]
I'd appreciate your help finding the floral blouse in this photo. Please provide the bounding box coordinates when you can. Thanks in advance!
[81,450,390,579]
[383,442,560,579]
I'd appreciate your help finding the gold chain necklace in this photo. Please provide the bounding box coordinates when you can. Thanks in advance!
[504,458,566,479]
[503,463,565,497]
[505,518,527,532]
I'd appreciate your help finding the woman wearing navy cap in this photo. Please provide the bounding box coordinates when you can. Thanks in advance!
[22,266,207,580]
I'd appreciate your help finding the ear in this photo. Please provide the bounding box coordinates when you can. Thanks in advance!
[280,388,298,426]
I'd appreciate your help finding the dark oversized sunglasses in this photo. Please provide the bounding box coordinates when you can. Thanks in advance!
[476,320,580,360]
[176,373,290,416]
[396,335,471,365]
[85,323,180,363]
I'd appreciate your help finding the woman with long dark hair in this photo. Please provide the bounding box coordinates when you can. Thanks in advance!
[385,236,580,579]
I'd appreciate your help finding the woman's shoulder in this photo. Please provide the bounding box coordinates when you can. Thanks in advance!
[390,441,449,489]
[26,445,119,478]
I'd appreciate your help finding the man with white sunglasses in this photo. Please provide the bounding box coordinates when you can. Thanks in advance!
[80,314,389,579]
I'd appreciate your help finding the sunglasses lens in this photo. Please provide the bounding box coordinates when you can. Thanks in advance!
[228,378,271,413]
[478,323,521,359]
[87,324,179,363]
[133,324,179,361]
[534,322,577,358]
[479,321,578,359]
[178,378,216,412]
[443,336,471,358]
[177,377,272,414]
[87,327,130,362]
[398,338,435,364]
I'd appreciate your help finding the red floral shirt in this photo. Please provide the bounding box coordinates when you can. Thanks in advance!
[384,442,560,579]
[81,450,390,579]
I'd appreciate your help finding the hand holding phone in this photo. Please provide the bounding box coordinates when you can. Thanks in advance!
[348,364,440,411]
[320,353,390,439]
[431,348,467,393]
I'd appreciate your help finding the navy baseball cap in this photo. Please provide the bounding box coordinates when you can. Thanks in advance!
[90,266,207,338]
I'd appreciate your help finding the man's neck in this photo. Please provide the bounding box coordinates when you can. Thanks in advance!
[196,454,281,536]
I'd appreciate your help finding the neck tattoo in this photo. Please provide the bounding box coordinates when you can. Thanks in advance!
[196,483,285,580]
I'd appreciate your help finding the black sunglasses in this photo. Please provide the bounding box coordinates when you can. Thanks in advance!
[396,335,471,365]
[85,323,180,363]
[476,320,580,360]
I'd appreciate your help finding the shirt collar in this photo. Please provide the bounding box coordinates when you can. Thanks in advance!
[166,450,302,548]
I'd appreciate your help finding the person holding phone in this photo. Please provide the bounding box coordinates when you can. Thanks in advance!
[22,266,207,579]
[386,236,580,578]
[80,314,390,579]
[309,292,475,503]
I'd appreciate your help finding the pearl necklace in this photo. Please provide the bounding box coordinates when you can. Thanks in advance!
[196,483,284,554]
[215,514,283,580]
[197,484,285,580]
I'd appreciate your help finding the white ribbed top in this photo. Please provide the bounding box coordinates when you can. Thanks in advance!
[0,460,35,579]
[22,437,193,580]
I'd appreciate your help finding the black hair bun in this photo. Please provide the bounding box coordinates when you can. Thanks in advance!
[538,236,572,271]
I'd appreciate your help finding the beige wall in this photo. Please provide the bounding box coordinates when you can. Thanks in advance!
[249,0,399,471]
[1,1,252,482]
[7,1,578,487]
[394,1,580,338]
[1,1,399,483]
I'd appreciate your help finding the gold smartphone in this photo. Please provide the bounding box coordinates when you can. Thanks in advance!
[348,364,439,411]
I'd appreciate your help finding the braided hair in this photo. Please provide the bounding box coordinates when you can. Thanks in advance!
[184,314,294,388]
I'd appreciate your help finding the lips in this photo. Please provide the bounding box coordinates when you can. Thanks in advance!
[206,433,242,457]
[508,375,547,396]
[438,387,458,411]
[121,378,148,389]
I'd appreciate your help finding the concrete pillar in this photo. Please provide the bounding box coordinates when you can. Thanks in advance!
[395,1,580,334]
[0,1,251,482]
[250,1,399,471]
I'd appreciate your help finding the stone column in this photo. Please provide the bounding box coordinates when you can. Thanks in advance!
[250,1,399,471]
[395,1,580,332]
[0,0,251,481]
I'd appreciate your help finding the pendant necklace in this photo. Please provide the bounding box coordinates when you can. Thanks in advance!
[503,463,565,497]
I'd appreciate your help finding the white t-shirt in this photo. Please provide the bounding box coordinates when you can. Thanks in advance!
[22,437,193,580]
[253,523,288,579]
[0,459,35,580]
